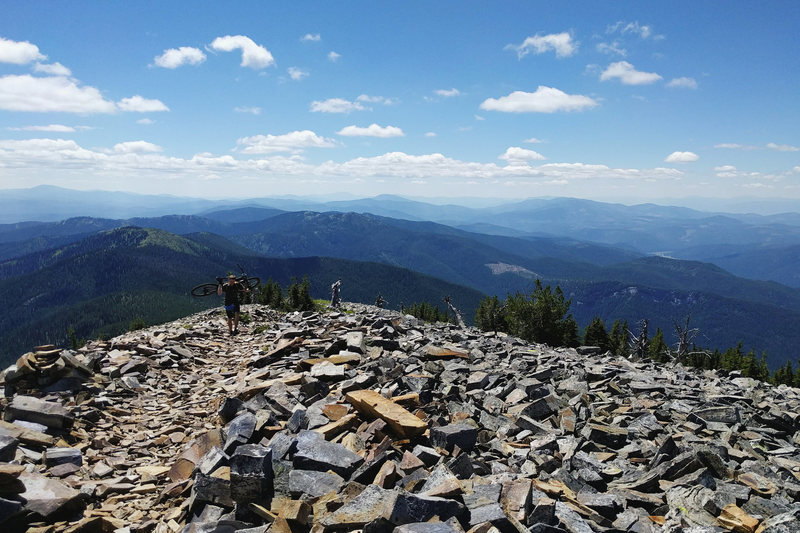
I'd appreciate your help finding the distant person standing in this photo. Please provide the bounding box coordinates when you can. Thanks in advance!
[331,278,342,308]
[218,274,247,335]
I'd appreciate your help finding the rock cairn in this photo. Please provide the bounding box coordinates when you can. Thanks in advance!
[1,303,799,532]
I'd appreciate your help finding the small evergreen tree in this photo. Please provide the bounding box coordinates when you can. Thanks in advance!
[648,328,669,362]
[562,315,581,348]
[583,316,611,352]
[475,295,507,332]
[257,278,284,309]
[504,279,574,347]
[721,342,745,371]
[609,319,628,356]
[773,361,795,386]
[286,277,315,311]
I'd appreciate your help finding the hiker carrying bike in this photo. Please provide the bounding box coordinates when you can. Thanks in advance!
[217,273,248,335]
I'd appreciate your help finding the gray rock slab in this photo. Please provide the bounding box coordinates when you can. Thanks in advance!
[464,482,503,510]
[193,471,234,508]
[554,501,594,533]
[310,361,347,381]
[469,503,515,531]
[391,492,467,525]
[392,522,462,533]
[411,445,441,467]
[293,430,363,477]
[18,470,86,520]
[44,447,83,468]
[288,469,345,499]
[5,396,74,430]
[346,331,366,353]
[224,411,257,454]
[198,446,229,476]
[430,423,477,452]
[229,444,273,503]
[321,484,399,529]
[664,485,717,527]
[0,435,17,462]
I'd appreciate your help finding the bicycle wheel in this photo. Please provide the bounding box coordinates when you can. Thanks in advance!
[191,283,220,297]
[242,277,260,291]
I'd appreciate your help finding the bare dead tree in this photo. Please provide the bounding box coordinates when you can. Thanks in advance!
[628,319,649,360]
[671,314,712,365]
[674,314,699,360]
[443,295,466,329]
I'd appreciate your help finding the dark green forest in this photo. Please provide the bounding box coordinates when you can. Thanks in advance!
[473,286,799,387]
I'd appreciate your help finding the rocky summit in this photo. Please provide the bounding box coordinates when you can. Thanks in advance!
[1,303,799,533]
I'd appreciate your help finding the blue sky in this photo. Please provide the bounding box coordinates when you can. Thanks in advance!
[1,2,798,204]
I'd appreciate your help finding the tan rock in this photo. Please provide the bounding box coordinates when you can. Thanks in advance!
[346,389,428,438]
[718,504,760,533]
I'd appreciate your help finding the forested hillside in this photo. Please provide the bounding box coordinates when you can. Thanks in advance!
[0,227,483,366]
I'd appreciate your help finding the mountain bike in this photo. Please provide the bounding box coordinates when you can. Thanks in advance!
[191,264,261,297]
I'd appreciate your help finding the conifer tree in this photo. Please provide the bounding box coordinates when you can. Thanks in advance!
[504,279,574,347]
[584,316,611,352]
[609,319,628,356]
[648,328,669,362]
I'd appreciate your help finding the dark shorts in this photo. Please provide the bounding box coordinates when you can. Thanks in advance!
[224,303,240,318]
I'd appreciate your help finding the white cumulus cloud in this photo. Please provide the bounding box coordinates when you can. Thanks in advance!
[0,74,116,113]
[425,132,436,137]
[480,86,598,113]
[596,41,626,57]
[499,147,546,162]
[117,95,169,112]
[667,77,697,89]
[714,165,739,178]
[600,61,662,85]
[33,62,71,76]
[310,98,366,113]
[336,124,405,138]
[7,124,75,132]
[328,51,341,62]
[113,141,163,153]
[209,35,275,69]
[0,37,46,64]
[665,151,699,163]
[236,130,336,154]
[287,67,309,81]
[506,32,577,58]
[356,94,396,105]
[0,138,691,190]
[301,34,321,42]
[435,88,460,98]
[766,142,800,152]
[137,118,155,125]
[524,137,544,144]
[153,47,206,68]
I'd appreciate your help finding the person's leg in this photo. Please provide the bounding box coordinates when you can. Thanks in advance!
[234,311,239,332]
[226,307,234,333]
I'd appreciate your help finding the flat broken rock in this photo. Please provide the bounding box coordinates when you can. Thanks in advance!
[345,389,428,438]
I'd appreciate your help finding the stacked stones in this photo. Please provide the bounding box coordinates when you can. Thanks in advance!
[3,344,94,396]
[0,303,798,532]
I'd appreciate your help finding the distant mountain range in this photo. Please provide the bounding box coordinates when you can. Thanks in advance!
[3,186,799,287]
[2,186,800,371]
